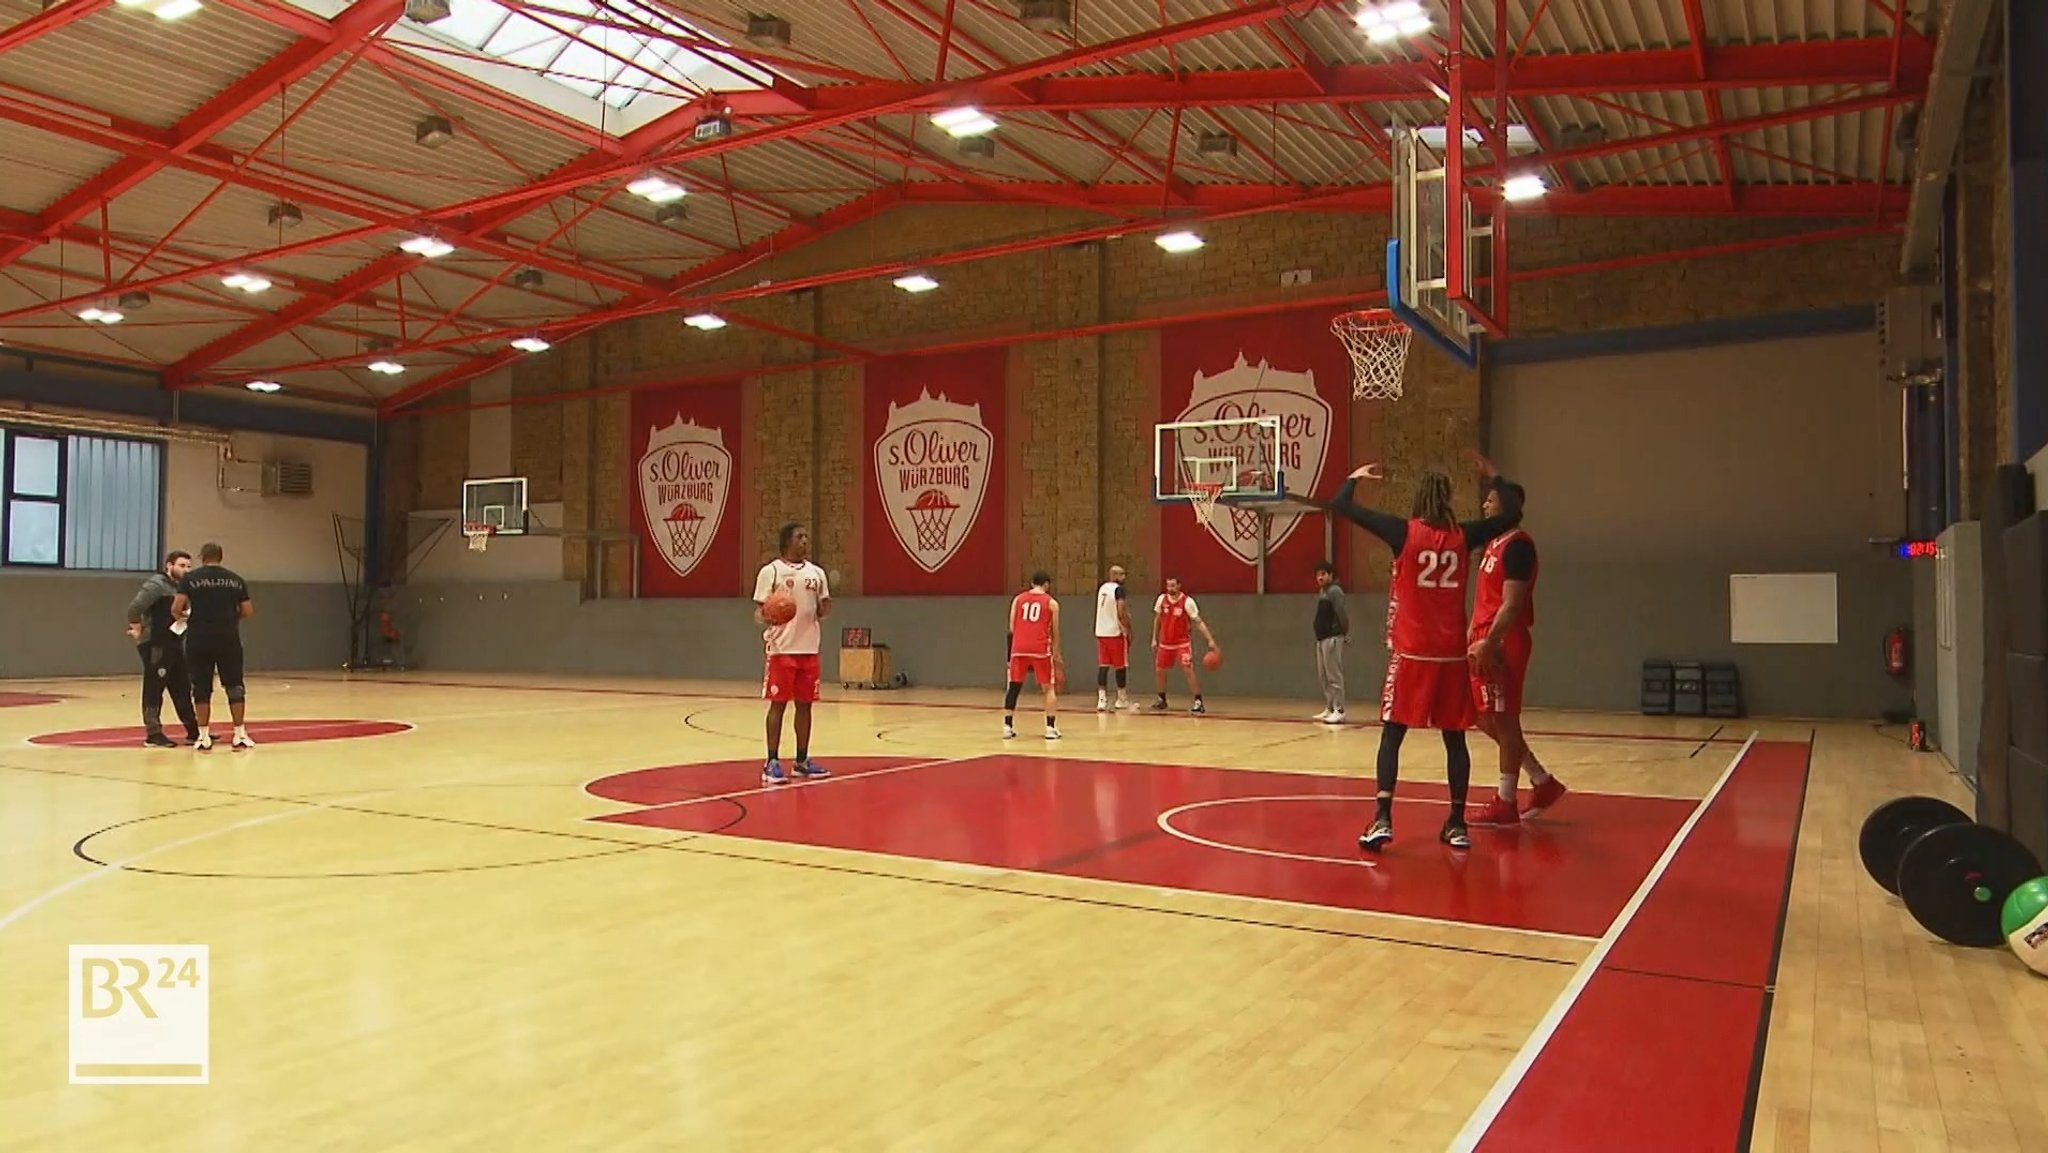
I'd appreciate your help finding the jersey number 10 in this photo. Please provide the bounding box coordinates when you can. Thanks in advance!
[1416,549,1461,589]
[1019,602,1043,622]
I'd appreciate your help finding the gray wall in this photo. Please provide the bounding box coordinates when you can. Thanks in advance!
[1490,330,1914,718]
[392,581,1397,704]
[0,572,353,678]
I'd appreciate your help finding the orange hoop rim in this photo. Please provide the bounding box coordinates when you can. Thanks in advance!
[1330,307,1405,332]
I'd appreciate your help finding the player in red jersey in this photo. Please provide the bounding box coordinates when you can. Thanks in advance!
[1329,457,1523,852]
[1150,577,1219,714]
[1466,478,1566,825]
[1004,571,1064,740]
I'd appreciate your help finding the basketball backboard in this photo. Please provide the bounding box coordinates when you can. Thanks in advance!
[1390,128,1491,369]
[1152,416,1285,505]
[462,476,529,536]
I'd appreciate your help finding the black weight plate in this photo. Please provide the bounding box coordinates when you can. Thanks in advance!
[1897,823,2048,947]
[1859,796,1971,895]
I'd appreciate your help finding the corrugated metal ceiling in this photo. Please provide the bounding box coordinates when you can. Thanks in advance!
[0,0,1925,403]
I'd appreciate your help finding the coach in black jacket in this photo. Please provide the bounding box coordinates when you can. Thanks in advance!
[125,550,200,747]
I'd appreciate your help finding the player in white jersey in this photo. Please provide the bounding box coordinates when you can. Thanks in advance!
[1093,564,1133,710]
[752,521,831,785]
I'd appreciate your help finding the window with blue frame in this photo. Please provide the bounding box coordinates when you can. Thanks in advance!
[1,426,162,571]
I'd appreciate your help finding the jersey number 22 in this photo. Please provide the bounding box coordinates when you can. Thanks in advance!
[1417,549,1461,589]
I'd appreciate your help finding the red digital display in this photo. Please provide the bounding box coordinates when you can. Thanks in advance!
[1894,539,1938,558]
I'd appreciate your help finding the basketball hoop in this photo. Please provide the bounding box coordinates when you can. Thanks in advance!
[464,523,493,552]
[1332,308,1412,402]
[907,489,959,551]
[1189,481,1224,527]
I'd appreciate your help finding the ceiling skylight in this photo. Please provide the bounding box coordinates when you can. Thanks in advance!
[419,0,749,109]
[280,0,776,133]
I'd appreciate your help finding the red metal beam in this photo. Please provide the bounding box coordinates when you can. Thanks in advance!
[309,177,1905,403]
[173,0,1317,385]
[0,30,1930,330]
[0,0,409,274]
[0,0,115,56]
[0,88,666,303]
[402,0,1334,223]
[399,222,1900,422]
[1679,0,1737,207]
[795,37,1933,113]
[370,185,910,411]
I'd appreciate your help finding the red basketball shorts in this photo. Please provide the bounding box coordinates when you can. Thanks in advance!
[1470,629,1533,716]
[762,653,821,703]
[1155,643,1192,671]
[1009,654,1053,685]
[1095,635,1128,669]
[1380,652,1477,731]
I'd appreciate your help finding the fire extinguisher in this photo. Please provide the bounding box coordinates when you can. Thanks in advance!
[1885,627,1910,678]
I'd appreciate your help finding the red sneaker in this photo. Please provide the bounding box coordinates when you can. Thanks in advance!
[1523,776,1567,818]
[1466,795,1520,826]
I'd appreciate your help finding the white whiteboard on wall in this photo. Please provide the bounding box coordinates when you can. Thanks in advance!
[1729,573,1839,644]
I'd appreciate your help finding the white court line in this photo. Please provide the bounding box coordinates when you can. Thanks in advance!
[0,698,682,936]
[676,822,1596,948]
[0,757,542,938]
[15,698,672,749]
[1446,731,1761,1153]
[1154,795,1599,944]
[599,753,982,815]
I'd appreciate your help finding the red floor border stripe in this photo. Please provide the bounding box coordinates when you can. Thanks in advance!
[1455,737,1811,1153]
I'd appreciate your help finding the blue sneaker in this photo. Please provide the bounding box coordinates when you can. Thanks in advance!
[761,759,788,785]
[793,758,829,779]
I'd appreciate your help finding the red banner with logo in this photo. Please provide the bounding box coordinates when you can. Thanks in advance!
[863,348,1007,595]
[630,378,744,597]
[1157,307,1354,594]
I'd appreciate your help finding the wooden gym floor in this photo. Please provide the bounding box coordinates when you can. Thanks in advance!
[1,672,2043,1152]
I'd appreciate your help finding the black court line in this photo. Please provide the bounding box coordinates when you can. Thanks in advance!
[282,673,1744,748]
[1690,724,1724,757]
[1734,731,1815,1153]
[0,757,1579,966]
[1033,825,1168,873]
[70,796,685,880]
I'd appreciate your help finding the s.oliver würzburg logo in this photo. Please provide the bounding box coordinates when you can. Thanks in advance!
[638,415,731,579]
[873,389,991,573]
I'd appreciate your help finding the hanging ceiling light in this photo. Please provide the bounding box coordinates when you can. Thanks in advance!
[399,235,454,258]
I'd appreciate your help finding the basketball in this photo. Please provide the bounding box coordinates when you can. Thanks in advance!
[1202,650,1222,671]
[762,591,797,625]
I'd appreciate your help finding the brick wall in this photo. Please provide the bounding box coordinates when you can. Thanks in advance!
[391,204,1904,599]
[1957,62,2012,518]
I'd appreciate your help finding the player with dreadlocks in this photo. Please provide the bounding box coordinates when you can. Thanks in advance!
[1329,454,1523,852]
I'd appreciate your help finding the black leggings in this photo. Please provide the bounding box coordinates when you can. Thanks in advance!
[1374,722,1472,818]
[185,632,246,704]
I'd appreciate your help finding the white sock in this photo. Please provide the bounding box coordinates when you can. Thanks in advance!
[1526,755,1551,786]
[1498,774,1518,802]
[234,725,248,738]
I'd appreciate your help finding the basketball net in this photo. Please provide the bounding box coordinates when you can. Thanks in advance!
[1190,481,1224,528]
[465,523,492,552]
[1331,309,1412,401]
